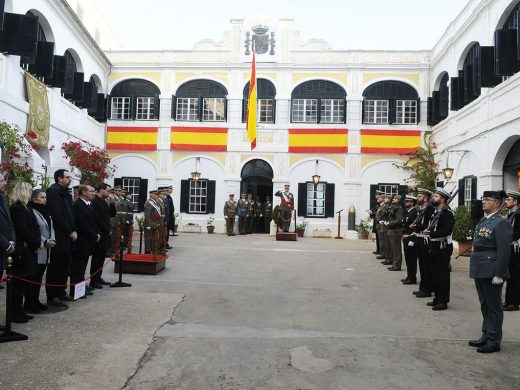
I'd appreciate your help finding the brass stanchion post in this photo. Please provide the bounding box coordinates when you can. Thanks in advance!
[110,235,131,288]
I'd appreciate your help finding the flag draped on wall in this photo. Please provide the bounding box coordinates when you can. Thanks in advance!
[246,50,257,150]
[360,129,421,154]
[288,129,348,153]
[171,127,228,151]
[106,127,158,151]
[25,72,50,147]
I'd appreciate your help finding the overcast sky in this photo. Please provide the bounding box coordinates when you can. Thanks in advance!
[101,0,469,51]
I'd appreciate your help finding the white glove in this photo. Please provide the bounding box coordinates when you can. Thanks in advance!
[146,227,151,230]
[224,216,228,219]
[379,221,385,225]
[492,276,504,285]
[408,241,415,247]
[384,221,389,226]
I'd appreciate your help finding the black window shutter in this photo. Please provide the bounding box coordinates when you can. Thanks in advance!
[290,100,295,123]
[325,183,335,218]
[130,94,136,120]
[343,98,347,124]
[427,97,433,126]
[458,178,465,206]
[439,86,449,119]
[297,183,307,217]
[171,95,177,119]
[471,176,477,200]
[180,180,190,212]
[224,98,228,121]
[416,98,421,124]
[317,98,322,123]
[388,99,396,124]
[137,179,148,212]
[361,99,366,124]
[369,184,378,210]
[106,94,112,119]
[154,95,160,120]
[206,180,216,214]
[450,78,459,111]
[272,99,277,123]
[432,91,440,124]
[198,97,203,121]
[242,99,247,123]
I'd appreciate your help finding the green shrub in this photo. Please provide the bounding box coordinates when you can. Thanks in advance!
[453,205,475,242]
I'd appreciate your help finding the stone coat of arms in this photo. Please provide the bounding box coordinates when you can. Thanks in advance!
[245,25,276,55]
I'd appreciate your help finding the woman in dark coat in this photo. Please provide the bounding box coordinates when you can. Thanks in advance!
[9,182,41,323]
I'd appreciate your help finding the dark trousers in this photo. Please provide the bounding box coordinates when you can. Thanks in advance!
[375,229,380,252]
[70,250,91,296]
[225,216,235,235]
[264,214,271,233]
[238,215,247,234]
[475,278,504,345]
[25,264,47,307]
[90,239,109,284]
[505,250,520,305]
[403,236,417,281]
[10,277,26,320]
[247,215,253,233]
[46,251,71,300]
[417,238,434,294]
[430,244,452,304]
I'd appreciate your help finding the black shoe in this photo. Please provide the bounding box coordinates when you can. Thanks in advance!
[402,280,416,285]
[166,244,172,249]
[388,266,401,271]
[415,292,432,298]
[85,290,93,296]
[173,234,179,236]
[477,344,500,353]
[12,315,28,323]
[382,261,393,265]
[376,255,386,259]
[503,304,520,311]
[432,303,448,311]
[400,278,408,282]
[25,305,41,314]
[47,298,68,307]
[426,301,436,307]
[90,283,103,289]
[86,285,95,292]
[98,279,111,286]
[79,295,87,299]
[468,337,487,347]
[373,251,380,255]
[37,301,48,311]
[24,313,34,320]
[412,290,421,295]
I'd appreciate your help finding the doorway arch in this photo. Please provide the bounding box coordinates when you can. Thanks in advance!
[240,159,274,200]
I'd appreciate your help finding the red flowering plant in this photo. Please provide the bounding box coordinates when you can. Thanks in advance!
[394,131,440,192]
[0,121,36,194]
[61,140,116,186]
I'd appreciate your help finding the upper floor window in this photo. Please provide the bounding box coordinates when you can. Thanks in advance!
[109,79,161,121]
[291,80,346,124]
[242,79,276,123]
[173,79,228,122]
[362,81,419,125]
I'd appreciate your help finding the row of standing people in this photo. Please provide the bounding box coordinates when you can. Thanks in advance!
[143,186,176,254]
[223,193,273,236]
[371,187,520,353]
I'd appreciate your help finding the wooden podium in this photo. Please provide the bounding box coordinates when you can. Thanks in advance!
[114,253,167,275]
[276,232,297,241]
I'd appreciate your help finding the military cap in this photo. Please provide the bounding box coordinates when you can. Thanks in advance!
[112,185,123,191]
[482,190,507,200]
[435,187,451,200]
[228,193,234,197]
[393,194,402,201]
[375,190,385,195]
[164,185,173,189]
[149,190,158,195]
[405,195,417,201]
[284,184,290,187]
[73,185,80,190]
[506,190,520,200]
[157,186,165,190]
[417,188,433,196]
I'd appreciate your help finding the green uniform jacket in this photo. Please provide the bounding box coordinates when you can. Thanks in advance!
[224,200,237,218]
[470,212,513,279]
[144,199,162,230]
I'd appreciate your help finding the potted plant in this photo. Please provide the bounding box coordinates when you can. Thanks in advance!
[207,215,215,234]
[453,205,475,256]
[174,212,181,233]
[295,218,308,237]
[356,217,371,240]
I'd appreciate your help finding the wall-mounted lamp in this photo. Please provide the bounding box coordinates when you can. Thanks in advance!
[442,150,469,181]
[191,157,201,181]
[312,160,320,185]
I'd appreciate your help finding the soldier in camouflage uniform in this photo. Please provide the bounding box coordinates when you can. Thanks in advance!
[223,194,237,236]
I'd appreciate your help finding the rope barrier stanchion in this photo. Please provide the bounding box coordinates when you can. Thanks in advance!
[110,234,132,288]
[0,256,28,343]
[139,224,144,254]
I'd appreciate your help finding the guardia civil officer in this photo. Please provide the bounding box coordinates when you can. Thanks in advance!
[469,190,512,353]
[503,190,520,311]
[423,188,454,311]
[401,195,418,284]
[411,188,435,298]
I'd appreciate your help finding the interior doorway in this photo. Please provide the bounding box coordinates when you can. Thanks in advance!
[241,159,273,233]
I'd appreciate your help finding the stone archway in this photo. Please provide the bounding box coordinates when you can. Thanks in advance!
[503,138,520,190]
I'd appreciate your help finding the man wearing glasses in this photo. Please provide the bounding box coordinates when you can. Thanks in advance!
[469,190,512,353]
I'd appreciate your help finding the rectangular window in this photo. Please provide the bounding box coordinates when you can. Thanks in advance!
[202,98,226,121]
[110,97,130,120]
[320,99,344,123]
[176,97,199,121]
[464,177,472,208]
[378,184,399,197]
[306,182,326,217]
[396,100,417,124]
[364,100,388,124]
[121,177,140,211]
[258,99,274,123]
[292,99,318,123]
[189,179,207,213]
[135,97,155,120]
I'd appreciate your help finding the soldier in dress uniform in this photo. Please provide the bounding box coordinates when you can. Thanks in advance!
[469,190,512,353]
[424,188,455,311]
[378,195,392,265]
[122,191,134,248]
[401,195,419,284]
[503,190,520,311]
[253,196,263,233]
[223,194,237,236]
[110,185,126,255]
[237,193,248,235]
[370,190,385,255]
[275,184,294,232]
[411,188,435,299]
[375,193,386,260]
[157,190,168,253]
[246,193,254,234]
[263,196,273,233]
[387,195,405,271]
[144,190,162,254]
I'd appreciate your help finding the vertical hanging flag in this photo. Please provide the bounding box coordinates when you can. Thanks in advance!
[246,48,257,150]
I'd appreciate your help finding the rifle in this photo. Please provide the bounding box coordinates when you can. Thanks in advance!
[455,245,473,259]
[425,187,460,231]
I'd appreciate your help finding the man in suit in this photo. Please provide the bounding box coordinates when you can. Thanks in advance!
[90,183,116,289]
[70,185,100,298]
[401,195,419,284]
[275,185,294,232]
[0,172,16,289]
[163,185,176,243]
[144,190,162,254]
[46,169,77,306]
[504,190,520,311]
[469,190,512,353]
[223,194,237,236]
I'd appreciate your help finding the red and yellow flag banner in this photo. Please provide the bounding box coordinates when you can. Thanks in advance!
[246,51,257,150]
[360,129,421,154]
[106,127,158,151]
[288,128,348,153]
[170,127,228,151]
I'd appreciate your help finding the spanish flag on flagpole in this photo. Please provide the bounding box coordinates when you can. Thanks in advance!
[246,48,257,150]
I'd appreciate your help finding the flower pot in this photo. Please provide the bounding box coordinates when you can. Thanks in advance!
[457,240,473,257]
[207,225,215,234]
[296,230,304,237]
[359,230,369,240]
[174,224,178,233]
